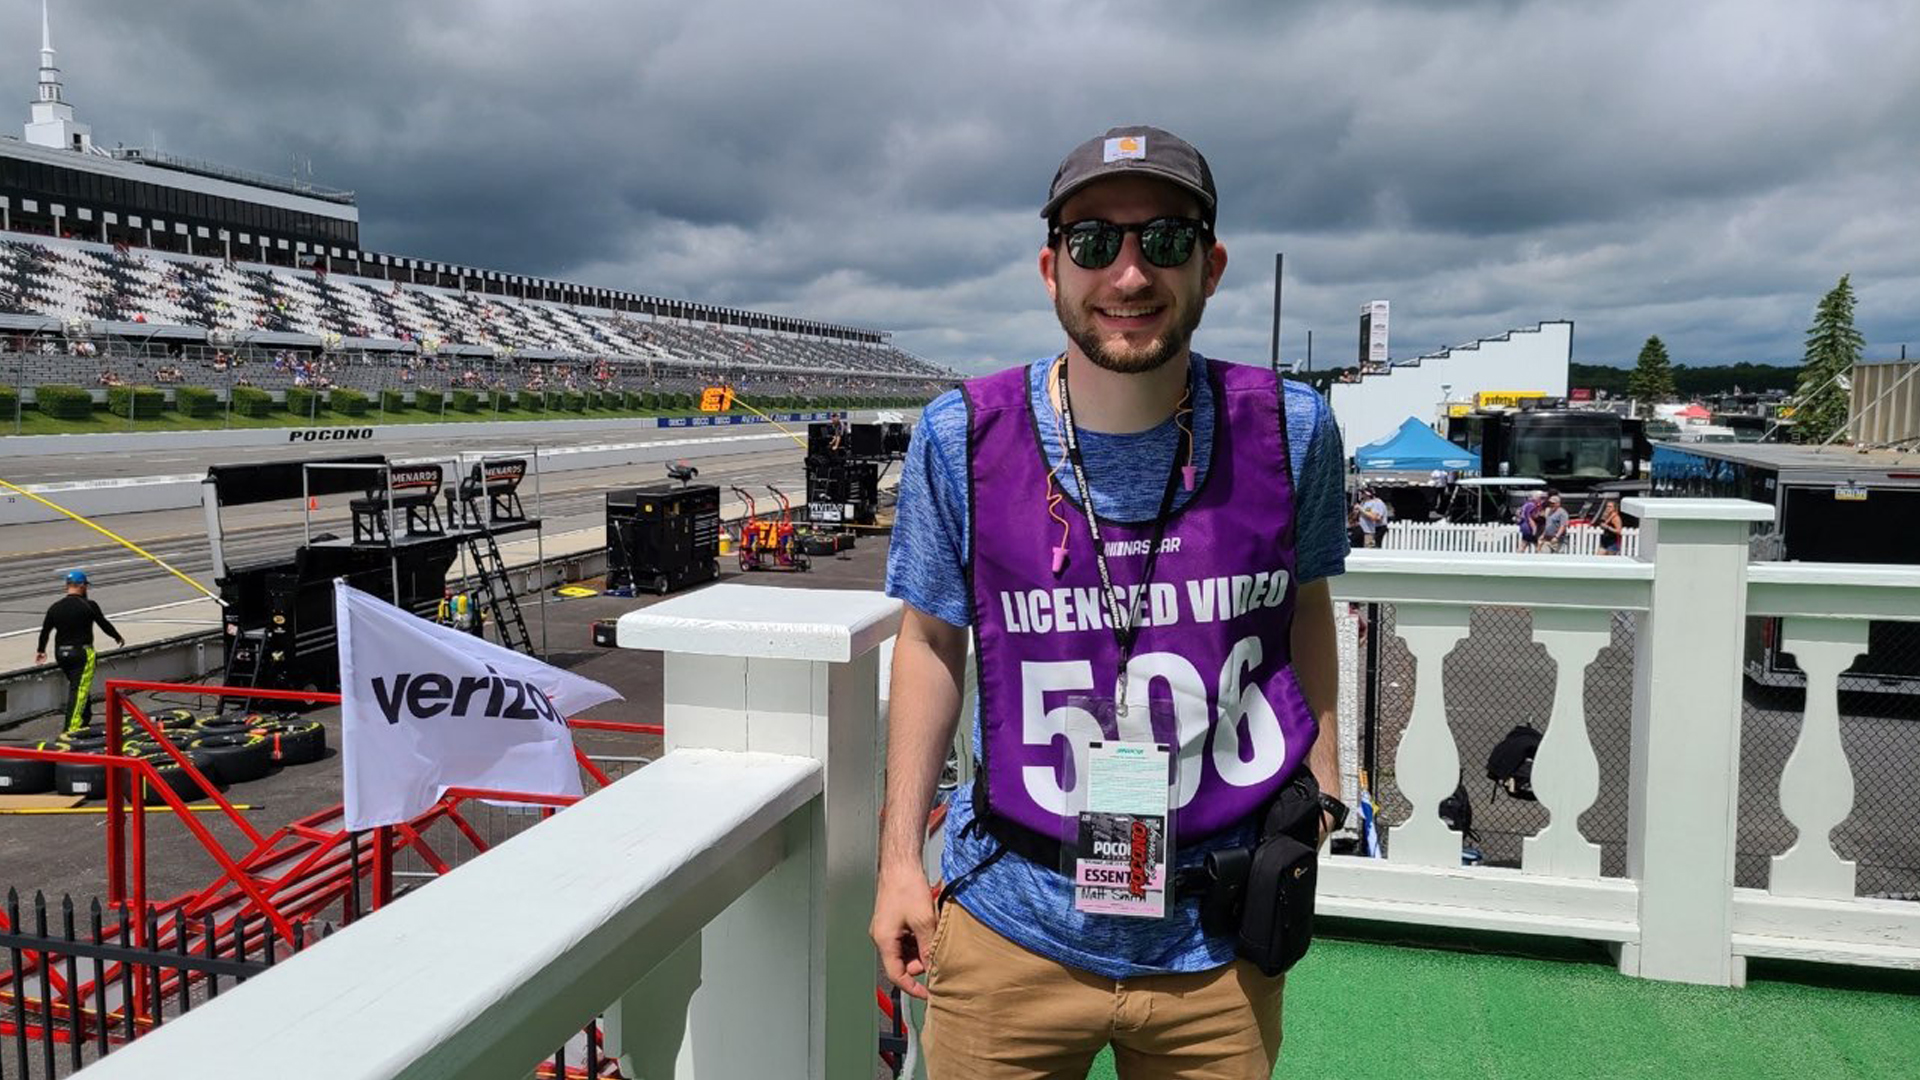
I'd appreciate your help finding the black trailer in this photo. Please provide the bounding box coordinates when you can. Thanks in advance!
[804,420,907,528]
[606,483,721,595]
[1650,441,1920,694]
[1444,408,1650,493]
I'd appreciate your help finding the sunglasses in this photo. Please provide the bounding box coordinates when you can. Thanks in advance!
[1052,216,1209,270]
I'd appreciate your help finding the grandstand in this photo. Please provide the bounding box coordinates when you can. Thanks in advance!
[0,8,957,409]
[0,236,955,403]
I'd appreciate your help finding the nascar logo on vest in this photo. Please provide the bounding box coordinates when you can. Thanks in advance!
[333,581,621,830]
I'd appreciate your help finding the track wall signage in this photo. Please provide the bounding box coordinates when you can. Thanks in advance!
[660,411,829,428]
[289,427,377,442]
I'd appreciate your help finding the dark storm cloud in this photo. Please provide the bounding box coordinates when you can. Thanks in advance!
[9,0,1916,370]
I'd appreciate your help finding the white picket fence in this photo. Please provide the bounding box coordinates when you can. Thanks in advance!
[1382,520,1640,557]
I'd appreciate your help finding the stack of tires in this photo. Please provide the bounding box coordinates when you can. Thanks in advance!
[0,723,143,798]
[188,711,328,778]
[0,706,328,801]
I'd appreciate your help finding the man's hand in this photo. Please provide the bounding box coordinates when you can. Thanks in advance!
[33,651,45,666]
[113,638,125,649]
[873,605,967,1002]
[872,865,938,1000]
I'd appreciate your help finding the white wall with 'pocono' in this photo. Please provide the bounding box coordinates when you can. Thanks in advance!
[1328,320,1573,453]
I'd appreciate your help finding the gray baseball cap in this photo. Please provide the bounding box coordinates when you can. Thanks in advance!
[1041,125,1217,226]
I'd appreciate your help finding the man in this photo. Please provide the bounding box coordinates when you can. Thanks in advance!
[1516,489,1543,553]
[1540,494,1570,554]
[872,126,1349,1078]
[35,570,124,733]
[1357,488,1390,549]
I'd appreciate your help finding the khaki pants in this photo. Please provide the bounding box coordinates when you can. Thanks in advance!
[924,902,1285,1080]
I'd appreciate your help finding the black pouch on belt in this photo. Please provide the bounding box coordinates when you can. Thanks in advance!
[1232,773,1322,976]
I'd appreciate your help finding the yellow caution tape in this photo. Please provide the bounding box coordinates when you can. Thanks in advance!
[0,478,225,605]
[725,396,810,451]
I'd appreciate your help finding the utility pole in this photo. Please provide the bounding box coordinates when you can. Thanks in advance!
[1269,254,1283,371]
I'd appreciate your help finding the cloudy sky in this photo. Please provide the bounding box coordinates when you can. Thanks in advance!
[10,0,1916,373]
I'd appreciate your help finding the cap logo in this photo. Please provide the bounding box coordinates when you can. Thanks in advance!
[1103,135,1146,162]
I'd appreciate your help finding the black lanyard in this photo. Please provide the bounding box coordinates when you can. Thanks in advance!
[1055,357,1191,709]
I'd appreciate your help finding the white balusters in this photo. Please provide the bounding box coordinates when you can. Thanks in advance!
[1387,604,1472,867]
[1523,608,1612,877]
[1770,617,1870,899]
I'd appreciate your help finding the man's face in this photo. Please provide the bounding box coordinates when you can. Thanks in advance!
[1040,175,1227,375]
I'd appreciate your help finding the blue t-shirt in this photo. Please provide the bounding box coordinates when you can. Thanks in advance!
[885,353,1348,979]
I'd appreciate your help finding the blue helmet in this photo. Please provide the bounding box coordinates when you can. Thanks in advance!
[65,569,89,586]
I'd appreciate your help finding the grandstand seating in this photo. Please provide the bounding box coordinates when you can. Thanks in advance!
[0,236,956,400]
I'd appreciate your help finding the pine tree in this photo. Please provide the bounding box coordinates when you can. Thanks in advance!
[1626,336,1675,418]
[1791,275,1864,444]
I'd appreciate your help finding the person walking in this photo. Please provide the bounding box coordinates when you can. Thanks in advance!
[871,125,1349,1078]
[35,570,124,733]
[1516,489,1543,553]
[1540,494,1571,554]
[1357,488,1390,549]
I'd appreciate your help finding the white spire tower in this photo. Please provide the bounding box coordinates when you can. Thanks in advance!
[24,0,92,151]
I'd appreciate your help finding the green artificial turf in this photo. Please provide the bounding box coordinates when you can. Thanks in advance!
[1084,935,1919,1079]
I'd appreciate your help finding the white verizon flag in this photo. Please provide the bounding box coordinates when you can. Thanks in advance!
[336,582,621,830]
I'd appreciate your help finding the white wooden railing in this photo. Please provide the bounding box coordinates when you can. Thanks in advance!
[1382,520,1641,557]
[76,499,1920,1079]
[78,585,900,1080]
[1328,499,1920,984]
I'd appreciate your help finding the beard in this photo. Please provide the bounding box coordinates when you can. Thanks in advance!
[1055,282,1208,375]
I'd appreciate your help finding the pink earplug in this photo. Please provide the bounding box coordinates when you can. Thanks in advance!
[1181,465,1197,491]
[1051,546,1068,574]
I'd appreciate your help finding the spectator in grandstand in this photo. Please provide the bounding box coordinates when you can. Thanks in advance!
[874,126,1346,1078]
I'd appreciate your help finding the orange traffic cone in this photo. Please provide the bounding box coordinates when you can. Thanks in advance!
[307,496,319,511]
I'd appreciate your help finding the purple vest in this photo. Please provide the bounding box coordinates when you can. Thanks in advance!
[965,359,1318,848]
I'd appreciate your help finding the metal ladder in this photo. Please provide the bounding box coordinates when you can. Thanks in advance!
[221,628,268,713]
[463,528,532,654]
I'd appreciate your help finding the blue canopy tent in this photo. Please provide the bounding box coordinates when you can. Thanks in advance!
[1355,417,1481,473]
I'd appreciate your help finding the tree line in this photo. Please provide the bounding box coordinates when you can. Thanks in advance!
[1622,275,1863,442]
[1578,359,1799,398]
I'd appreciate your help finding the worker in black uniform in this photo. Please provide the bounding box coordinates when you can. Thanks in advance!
[34,570,124,733]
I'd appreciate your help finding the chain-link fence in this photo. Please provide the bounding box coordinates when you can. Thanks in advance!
[1359,603,1920,897]
[1362,603,1637,876]
[1734,618,1920,898]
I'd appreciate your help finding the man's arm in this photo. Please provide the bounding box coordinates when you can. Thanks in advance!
[91,602,125,646]
[35,605,54,661]
[871,604,968,1001]
[1290,577,1341,842]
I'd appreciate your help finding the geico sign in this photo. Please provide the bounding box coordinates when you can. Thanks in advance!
[288,428,376,442]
